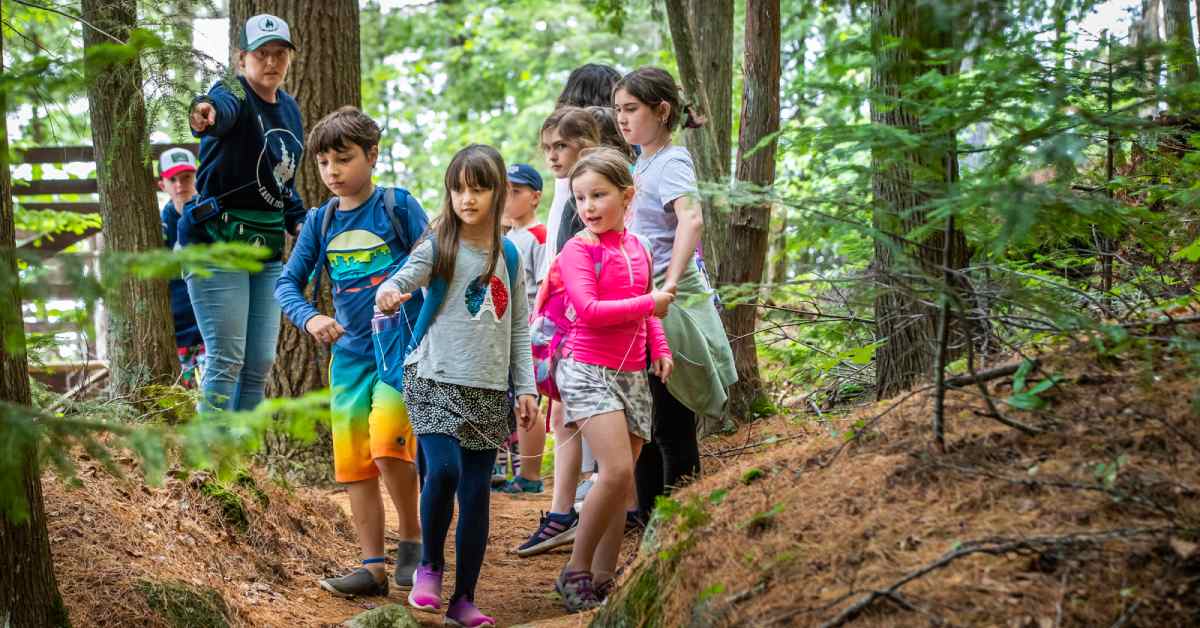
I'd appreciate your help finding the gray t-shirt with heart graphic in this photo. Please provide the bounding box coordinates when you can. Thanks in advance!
[385,238,536,397]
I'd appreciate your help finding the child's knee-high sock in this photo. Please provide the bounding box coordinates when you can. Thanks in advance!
[418,434,460,570]
[451,446,496,602]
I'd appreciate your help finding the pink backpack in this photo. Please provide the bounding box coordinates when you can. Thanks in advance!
[529,234,652,400]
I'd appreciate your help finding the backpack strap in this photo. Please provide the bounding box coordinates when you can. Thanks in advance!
[380,187,415,254]
[308,197,341,307]
[404,238,447,356]
[500,237,520,290]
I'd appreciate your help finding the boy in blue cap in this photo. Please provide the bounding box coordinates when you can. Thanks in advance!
[493,163,548,494]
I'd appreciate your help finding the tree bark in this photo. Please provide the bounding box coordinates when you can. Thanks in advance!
[663,0,730,280]
[0,29,70,628]
[228,1,361,400]
[721,0,782,422]
[687,0,734,168]
[870,0,969,399]
[82,0,180,396]
[1163,0,1199,94]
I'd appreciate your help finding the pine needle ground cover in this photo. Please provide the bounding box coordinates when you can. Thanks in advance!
[599,321,1200,627]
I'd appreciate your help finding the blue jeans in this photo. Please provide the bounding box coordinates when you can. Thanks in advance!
[186,262,283,412]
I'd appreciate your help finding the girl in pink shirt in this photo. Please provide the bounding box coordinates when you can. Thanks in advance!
[552,148,674,612]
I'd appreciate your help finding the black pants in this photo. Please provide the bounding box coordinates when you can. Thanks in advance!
[635,374,700,517]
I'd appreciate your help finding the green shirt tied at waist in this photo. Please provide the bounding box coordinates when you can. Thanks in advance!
[656,260,737,417]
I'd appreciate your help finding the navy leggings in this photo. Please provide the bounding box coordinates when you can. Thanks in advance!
[418,434,495,603]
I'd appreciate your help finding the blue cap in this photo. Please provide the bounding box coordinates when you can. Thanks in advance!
[507,163,543,192]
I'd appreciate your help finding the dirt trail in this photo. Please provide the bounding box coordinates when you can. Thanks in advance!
[318,483,602,627]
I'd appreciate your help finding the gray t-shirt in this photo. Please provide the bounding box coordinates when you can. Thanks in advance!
[385,238,536,397]
[506,223,547,306]
[630,145,697,276]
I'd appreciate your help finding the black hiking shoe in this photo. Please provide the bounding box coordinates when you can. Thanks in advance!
[394,540,422,589]
[318,567,388,598]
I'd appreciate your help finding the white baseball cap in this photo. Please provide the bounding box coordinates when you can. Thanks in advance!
[159,147,197,179]
[240,14,295,52]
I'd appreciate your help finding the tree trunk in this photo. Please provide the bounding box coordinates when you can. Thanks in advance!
[663,0,731,280]
[870,0,969,400]
[1164,0,1199,94]
[768,206,789,289]
[82,0,180,396]
[0,29,70,628]
[720,0,782,422]
[687,0,734,168]
[228,1,361,400]
[1135,0,1163,117]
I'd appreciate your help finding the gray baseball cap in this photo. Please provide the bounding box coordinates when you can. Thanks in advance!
[240,14,295,52]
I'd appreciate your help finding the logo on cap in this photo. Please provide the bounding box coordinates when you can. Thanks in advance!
[171,152,189,164]
[261,17,277,31]
[508,165,519,174]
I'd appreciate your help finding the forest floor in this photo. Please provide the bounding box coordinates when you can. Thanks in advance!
[42,318,1200,627]
[44,449,611,627]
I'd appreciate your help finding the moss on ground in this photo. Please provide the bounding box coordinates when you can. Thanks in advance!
[137,580,231,628]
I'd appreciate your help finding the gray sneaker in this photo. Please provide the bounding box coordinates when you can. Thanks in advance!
[394,541,422,589]
[318,567,388,598]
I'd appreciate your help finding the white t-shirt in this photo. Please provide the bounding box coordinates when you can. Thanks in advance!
[539,176,571,281]
[630,146,697,276]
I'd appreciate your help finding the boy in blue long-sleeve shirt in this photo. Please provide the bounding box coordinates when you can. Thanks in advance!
[275,107,427,598]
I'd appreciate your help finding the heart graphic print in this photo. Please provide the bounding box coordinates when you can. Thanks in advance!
[465,275,509,322]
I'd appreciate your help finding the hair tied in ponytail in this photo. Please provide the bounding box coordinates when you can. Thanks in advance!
[683,102,707,129]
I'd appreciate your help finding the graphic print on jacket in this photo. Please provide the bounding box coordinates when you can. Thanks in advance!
[465,275,509,322]
[258,127,301,208]
[326,229,395,294]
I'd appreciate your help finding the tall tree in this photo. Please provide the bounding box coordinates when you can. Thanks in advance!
[227,1,361,399]
[721,0,783,421]
[663,0,731,279]
[870,0,969,399]
[82,0,179,396]
[0,28,70,628]
[1163,0,1199,93]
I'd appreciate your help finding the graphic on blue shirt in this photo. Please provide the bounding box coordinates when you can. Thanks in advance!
[326,229,395,294]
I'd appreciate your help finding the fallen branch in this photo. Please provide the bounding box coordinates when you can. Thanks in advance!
[944,360,1037,389]
[965,342,1042,435]
[818,527,1179,628]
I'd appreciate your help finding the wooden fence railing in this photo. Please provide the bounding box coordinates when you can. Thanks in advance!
[13,142,199,392]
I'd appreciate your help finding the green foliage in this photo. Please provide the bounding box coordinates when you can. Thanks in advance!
[358,0,670,211]
[0,390,330,522]
[1004,359,1061,411]
[740,467,765,485]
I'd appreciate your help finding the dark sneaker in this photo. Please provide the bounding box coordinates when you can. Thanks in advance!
[445,596,496,627]
[516,510,578,557]
[393,540,421,589]
[495,476,544,494]
[625,510,645,533]
[595,578,615,602]
[556,568,599,613]
[318,567,388,598]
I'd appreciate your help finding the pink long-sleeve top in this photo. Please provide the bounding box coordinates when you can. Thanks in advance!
[559,229,671,371]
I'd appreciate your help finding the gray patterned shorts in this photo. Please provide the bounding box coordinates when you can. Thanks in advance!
[555,357,652,441]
